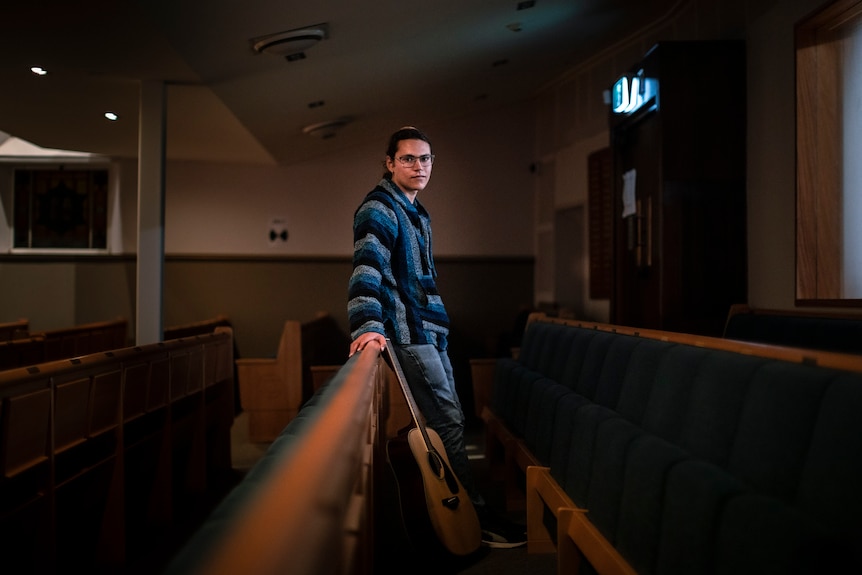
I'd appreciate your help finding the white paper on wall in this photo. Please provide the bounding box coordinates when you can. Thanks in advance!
[621,169,637,218]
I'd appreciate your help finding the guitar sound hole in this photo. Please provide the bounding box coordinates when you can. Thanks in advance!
[427,451,444,478]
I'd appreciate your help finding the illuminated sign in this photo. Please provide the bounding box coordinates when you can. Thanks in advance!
[612,69,658,115]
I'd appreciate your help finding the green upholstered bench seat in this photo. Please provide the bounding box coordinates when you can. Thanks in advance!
[484,314,862,574]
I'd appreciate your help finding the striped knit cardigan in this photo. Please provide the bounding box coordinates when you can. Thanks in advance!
[347,178,450,350]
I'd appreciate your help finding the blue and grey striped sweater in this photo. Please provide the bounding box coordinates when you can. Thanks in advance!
[347,178,450,349]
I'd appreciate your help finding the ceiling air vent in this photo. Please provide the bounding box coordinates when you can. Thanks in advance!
[302,119,351,139]
[251,24,328,59]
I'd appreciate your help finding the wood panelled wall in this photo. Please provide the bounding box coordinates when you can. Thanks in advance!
[0,255,533,419]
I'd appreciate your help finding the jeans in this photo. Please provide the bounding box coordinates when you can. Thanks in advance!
[393,344,485,508]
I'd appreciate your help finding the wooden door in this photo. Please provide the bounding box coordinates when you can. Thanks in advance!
[612,110,662,330]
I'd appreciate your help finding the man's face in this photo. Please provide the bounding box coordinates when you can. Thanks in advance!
[387,139,433,195]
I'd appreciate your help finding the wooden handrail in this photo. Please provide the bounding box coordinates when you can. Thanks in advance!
[192,342,382,575]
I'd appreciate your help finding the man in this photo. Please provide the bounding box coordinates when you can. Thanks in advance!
[348,126,526,549]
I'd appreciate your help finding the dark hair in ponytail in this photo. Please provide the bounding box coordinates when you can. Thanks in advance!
[382,126,432,179]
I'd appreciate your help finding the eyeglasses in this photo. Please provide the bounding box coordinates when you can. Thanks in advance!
[395,154,435,167]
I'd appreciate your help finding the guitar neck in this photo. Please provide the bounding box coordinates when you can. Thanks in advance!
[383,341,434,448]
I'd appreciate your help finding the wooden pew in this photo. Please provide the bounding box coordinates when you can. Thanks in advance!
[0,334,46,371]
[0,375,53,573]
[31,317,129,361]
[0,318,29,341]
[164,314,232,341]
[723,303,862,354]
[50,353,125,567]
[235,320,303,442]
[235,313,350,442]
[0,326,235,572]
[299,312,351,398]
[166,315,243,417]
[1,317,130,372]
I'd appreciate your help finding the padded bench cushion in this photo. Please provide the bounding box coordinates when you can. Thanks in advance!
[495,317,862,574]
[657,458,746,575]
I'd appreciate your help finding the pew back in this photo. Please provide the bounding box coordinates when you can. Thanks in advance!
[0,326,235,572]
[164,314,232,341]
[723,304,862,354]
[235,313,351,442]
[0,334,47,371]
[32,317,129,361]
[0,318,29,341]
[235,320,303,442]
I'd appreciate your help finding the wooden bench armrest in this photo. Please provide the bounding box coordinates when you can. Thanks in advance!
[525,466,635,573]
[526,465,581,553]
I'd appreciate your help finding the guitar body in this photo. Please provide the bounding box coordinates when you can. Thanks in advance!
[382,341,482,557]
[386,426,481,556]
[407,428,482,555]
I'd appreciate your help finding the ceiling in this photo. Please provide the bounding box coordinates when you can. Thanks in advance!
[0,0,678,167]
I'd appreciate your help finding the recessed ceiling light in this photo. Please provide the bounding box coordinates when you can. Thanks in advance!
[104,112,119,121]
[30,66,47,76]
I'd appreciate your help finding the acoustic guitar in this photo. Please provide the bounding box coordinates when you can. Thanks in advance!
[383,341,481,556]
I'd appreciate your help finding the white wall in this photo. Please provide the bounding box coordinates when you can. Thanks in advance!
[140,103,535,257]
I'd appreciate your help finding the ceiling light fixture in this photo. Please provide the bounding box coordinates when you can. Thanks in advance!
[30,66,47,76]
[251,24,329,58]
